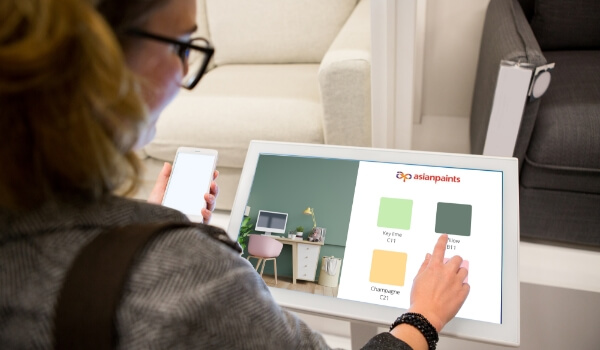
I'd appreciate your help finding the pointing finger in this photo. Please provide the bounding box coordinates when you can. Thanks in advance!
[431,234,448,264]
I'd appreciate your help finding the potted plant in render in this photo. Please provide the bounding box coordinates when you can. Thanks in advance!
[237,216,254,252]
[295,226,304,239]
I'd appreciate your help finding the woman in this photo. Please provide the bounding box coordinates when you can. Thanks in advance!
[0,0,469,349]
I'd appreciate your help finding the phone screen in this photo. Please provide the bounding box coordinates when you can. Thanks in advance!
[162,151,216,222]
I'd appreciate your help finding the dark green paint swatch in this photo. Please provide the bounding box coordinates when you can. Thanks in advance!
[435,202,472,236]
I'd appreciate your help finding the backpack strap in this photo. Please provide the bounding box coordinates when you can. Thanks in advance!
[53,221,240,350]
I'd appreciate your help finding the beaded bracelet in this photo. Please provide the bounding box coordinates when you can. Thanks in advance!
[389,312,439,350]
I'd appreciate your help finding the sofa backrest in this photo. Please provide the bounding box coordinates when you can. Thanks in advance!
[521,0,600,50]
[197,0,358,66]
[196,0,211,41]
[518,0,535,21]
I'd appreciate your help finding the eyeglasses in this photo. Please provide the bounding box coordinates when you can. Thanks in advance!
[127,29,215,90]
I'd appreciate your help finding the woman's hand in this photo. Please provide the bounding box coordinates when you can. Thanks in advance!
[201,170,219,224]
[147,162,172,205]
[147,162,219,224]
[409,234,470,332]
[389,234,469,350]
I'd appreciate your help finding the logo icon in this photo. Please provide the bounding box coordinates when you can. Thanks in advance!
[396,171,412,182]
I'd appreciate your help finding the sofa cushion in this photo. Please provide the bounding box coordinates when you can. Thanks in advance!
[530,0,600,50]
[520,187,600,247]
[205,0,358,65]
[521,51,600,194]
[145,64,324,168]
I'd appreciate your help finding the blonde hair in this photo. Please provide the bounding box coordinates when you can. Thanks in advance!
[0,0,147,212]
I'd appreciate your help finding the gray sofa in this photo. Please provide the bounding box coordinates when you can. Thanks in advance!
[470,0,600,247]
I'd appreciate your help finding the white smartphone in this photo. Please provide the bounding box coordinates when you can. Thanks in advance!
[162,147,218,222]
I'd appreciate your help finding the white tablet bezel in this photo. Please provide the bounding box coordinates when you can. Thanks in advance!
[227,141,520,346]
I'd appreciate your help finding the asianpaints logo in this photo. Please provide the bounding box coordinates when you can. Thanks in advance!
[396,171,460,184]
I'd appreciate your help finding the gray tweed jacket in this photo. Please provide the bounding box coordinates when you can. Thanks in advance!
[0,196,410,349]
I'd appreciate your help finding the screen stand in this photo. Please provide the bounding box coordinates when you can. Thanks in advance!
[263,232,272,235]
[350,321,379,349]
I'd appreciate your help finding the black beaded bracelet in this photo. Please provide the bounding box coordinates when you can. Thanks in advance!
[389,312,439,350]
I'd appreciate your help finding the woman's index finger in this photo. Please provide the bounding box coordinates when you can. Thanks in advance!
[431,234,448,263]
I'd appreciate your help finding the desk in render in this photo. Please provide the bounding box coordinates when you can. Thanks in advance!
[271,236,324,284]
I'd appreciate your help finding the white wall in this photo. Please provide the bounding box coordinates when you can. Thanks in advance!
[413,0,490,154]
[371,0,490,153]
[421,0,490,118]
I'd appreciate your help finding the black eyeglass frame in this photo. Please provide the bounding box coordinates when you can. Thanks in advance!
[126,29,215,90]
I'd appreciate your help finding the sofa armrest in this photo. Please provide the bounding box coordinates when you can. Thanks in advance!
[318,0,371,147]
[470,0,547,162]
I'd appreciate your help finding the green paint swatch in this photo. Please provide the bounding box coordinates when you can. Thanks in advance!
[435,202,472,236]
[377,197,413,230]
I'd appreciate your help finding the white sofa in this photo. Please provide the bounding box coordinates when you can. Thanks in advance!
[137,0,372,209]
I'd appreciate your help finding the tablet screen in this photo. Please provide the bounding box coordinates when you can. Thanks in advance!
[228,141,519,345]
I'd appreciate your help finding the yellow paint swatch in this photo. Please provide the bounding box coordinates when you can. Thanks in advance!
[369,250,408,286]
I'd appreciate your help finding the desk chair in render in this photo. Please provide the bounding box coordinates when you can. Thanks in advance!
[246,235,284,284]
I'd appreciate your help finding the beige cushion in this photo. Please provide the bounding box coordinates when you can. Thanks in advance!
[205,0,358,65]
[318,0,371,146]
[145,64,324,168]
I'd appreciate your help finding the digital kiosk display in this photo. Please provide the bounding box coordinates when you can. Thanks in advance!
[228,141,520,346]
